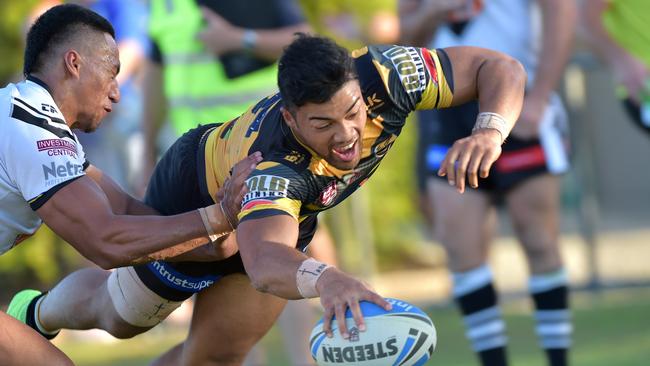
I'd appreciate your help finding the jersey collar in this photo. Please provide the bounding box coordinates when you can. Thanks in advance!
[26,75,54,95]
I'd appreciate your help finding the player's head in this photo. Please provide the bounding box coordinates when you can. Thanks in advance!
[24,4,120,132]
[279,34,365,170]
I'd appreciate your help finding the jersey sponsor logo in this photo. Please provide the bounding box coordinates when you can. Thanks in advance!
[243,175,290,203]
[41,103,58,114]
[382,46,427,93]
[320,181,338,206]
[147,261,219,292]
[42,161,84,187]
[36,139,78,158]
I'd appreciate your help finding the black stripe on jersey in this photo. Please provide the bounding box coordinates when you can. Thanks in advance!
[83,160,91,171]
[30,175,83,210]
[14,97,66,125]
[11,104,74,139]
[436,48,454,93]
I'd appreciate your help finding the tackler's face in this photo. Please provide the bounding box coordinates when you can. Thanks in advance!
[74,32,120,132]
[283,80,366,170]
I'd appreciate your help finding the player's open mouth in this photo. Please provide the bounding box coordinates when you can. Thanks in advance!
[331,139,358,162]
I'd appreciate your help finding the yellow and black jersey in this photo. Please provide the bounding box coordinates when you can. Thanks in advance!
[199,45,454,248]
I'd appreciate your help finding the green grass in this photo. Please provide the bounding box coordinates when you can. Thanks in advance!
[56,288,650,366]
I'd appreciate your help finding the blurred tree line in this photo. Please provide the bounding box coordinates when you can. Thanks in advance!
[0,0,39,84]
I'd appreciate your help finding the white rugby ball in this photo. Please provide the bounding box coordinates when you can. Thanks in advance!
[310,298,436,366]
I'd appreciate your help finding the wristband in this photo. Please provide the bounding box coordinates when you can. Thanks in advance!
[220,201,236,230]
[296,258,333,298]
[198,207,220,242]
[198,205,233,241]
[472,112,509,144]
[242,29,258,51]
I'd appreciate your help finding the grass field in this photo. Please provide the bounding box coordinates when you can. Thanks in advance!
[56,288,650,366]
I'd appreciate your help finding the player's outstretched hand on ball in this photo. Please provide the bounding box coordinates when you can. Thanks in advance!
[316,268,392,340]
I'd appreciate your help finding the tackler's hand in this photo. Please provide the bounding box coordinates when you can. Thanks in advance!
[216,152,263,228]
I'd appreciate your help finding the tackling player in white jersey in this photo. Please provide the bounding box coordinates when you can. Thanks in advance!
[0,4,257,365]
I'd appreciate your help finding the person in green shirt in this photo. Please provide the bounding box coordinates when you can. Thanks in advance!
[582,0,650,135]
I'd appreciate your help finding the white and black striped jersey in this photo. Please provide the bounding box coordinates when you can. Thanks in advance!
[0,77,87,255]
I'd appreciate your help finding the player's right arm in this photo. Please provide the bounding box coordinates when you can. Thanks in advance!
[237,214,391,339]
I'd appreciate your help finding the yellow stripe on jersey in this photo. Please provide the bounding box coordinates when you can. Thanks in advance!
[308,157,353,178]
[204,130,225,201]
[351,46,369,58]
[360,115,385,157]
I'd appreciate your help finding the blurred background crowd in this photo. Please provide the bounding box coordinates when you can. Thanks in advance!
[1,1,648,365]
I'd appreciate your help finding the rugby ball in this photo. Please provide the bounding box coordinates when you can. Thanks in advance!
[310,298,436,366]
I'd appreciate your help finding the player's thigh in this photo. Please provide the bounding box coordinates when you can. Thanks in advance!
[103,266,184,338]
[427,178,496,271]
[505,173,562,272]
[0,311,73,366]
[182,273,287,365]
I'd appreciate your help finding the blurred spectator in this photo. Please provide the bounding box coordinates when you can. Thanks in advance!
[142,0,309,178]
[401,1,576,365]
[298,0,399,50]
[580,0,650,136]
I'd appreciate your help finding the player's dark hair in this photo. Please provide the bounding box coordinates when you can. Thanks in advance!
[24,4,115,76]
[278,33,357,110]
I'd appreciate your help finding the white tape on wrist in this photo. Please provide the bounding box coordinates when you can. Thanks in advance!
[296,258,333,298]
[472,112,509,144]
[198,207,220,242]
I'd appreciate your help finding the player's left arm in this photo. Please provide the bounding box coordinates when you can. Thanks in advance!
[431,46,527,192]
[237,214,391,339]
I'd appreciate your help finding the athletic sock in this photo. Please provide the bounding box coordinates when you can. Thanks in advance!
[453,265,508,366]
[28,293,60,340]
[529,269,572,366]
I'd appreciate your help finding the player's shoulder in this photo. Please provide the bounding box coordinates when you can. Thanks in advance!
[3,80,73,140]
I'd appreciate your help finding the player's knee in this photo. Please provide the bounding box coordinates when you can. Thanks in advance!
[521,236,562,270]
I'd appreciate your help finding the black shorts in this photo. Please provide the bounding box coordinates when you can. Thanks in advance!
[134,124,317,302]
[416,98,569,194]
[622,98,650,136]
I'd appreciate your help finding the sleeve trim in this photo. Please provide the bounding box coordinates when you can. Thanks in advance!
[30,175,83,211]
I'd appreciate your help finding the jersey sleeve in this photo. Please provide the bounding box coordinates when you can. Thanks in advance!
[4,125,86,210]
[238,161,307,222]
[353,45,455,114]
